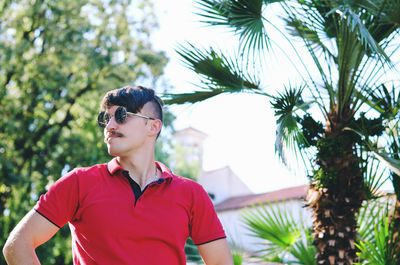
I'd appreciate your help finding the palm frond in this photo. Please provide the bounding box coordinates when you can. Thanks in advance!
[270,85,310,167]
[361,156,389,200]
[356,202,400,265]
[195,0,270,54]
[284,15,336,63]
[330,4,391,63]
[354,0,400,43]
[344,126,400,176]
[164,44,261,105]
[242,202,316,264]
[163,90,225,105]
[357,199,386,244]
[289,230,317,265]
[365,83,400,119]
[241,202,302,260]
[177,43,261,90]
[372,150,400,176]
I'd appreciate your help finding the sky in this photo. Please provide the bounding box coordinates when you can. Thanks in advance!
[149,1,310,194]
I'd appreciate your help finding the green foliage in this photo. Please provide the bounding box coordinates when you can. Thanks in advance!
[241,197,398,265]
[345,113,385,144]
[164,43,261,104]
[184,238,203,263]
[312,167,337,188]
[366,84,400,120]
[241,202,316,264]
[232,251,244,265]
[316,135,344,161]
[297,114,324,147]
[356,200,400,265]
[366,84,400,197]
[195,0,268,54]
[270,85,311,167]
[229,241,245,265]
[172,143,201,181]
[361,157,390,201]
[0,0,169,264]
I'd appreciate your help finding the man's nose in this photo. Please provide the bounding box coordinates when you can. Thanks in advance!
[105,116,118,131]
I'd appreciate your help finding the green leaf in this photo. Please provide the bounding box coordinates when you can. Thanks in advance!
[372,150,400,176]
[343,127,400,176]
[270,85,310,167]
[241,202,301,259]
[164,44,262,105]
[163,90,225,105]
[195,0,270,54]
[356,202,400,265]
[361,156,389,200]
[330,4,391,63]
[365,84,400,119]
[241,202,316,264]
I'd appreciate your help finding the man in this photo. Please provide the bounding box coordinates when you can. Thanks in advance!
[3,86,233,265]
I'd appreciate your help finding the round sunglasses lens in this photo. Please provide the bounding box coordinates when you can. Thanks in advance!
[97,111,106,127]
[104,113,111,124]
[115,106,127,124]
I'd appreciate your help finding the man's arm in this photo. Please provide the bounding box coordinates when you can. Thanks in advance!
[197,238,233,265]
[3,209,59,265]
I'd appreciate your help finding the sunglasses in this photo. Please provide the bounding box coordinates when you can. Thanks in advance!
[97,106,155,128]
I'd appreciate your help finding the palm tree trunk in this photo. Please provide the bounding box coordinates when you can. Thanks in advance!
[307,132,365,265]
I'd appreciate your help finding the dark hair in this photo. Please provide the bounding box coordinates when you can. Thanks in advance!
[101,85,163,123]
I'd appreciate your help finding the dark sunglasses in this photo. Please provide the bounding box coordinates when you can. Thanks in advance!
[97,106,155,128]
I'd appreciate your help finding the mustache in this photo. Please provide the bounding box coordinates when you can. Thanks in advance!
[108,131,124,137]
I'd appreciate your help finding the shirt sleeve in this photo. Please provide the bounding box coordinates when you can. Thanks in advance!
[189,183,226,245]
[34,169,79,228]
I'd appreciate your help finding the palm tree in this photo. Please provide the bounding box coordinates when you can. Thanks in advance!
[164,0,400,264]
[366,84,400,254]
[241,196,400,264]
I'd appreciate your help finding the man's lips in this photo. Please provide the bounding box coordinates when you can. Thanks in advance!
[106,131,123,142]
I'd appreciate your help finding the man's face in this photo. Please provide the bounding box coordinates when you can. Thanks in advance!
[102,105,153,157]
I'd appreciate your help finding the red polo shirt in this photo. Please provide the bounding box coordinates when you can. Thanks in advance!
[35,158,226,265]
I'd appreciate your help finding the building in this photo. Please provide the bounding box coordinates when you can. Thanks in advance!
[174,127,311,257]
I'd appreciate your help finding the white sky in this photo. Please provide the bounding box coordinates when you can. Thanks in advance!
[150,0,309,194]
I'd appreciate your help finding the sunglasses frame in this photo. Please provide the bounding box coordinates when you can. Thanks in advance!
[97,106,155,128]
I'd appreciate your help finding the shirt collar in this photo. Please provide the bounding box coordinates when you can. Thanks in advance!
[107,158,173,181]
[107,157,124,175]
[155,161,173,181]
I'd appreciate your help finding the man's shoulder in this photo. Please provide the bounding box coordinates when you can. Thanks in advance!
[171,174,197,185]
[156,161,206,192]
[169,173,206,193]
[67,162,108,178]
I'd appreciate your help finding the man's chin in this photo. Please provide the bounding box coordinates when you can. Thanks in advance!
[107,146,121,157]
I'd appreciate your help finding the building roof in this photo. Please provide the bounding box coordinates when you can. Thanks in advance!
[214,184,308,212]
[174,127,208,139]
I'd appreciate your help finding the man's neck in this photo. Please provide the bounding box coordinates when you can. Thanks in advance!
[117,151,158,189]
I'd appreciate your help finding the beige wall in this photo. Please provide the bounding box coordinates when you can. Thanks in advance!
[198,167,253,204]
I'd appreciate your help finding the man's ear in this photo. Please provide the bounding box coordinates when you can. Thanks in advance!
[148,119,162,137]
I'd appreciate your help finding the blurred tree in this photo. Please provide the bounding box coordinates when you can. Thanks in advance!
[0,0,169,264]
[184,238,203,264]
[172,143,202,181]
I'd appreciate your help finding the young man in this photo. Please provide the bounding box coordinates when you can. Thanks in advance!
[3,86,233,265]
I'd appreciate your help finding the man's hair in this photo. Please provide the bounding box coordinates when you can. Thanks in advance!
[101,86,164,137]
